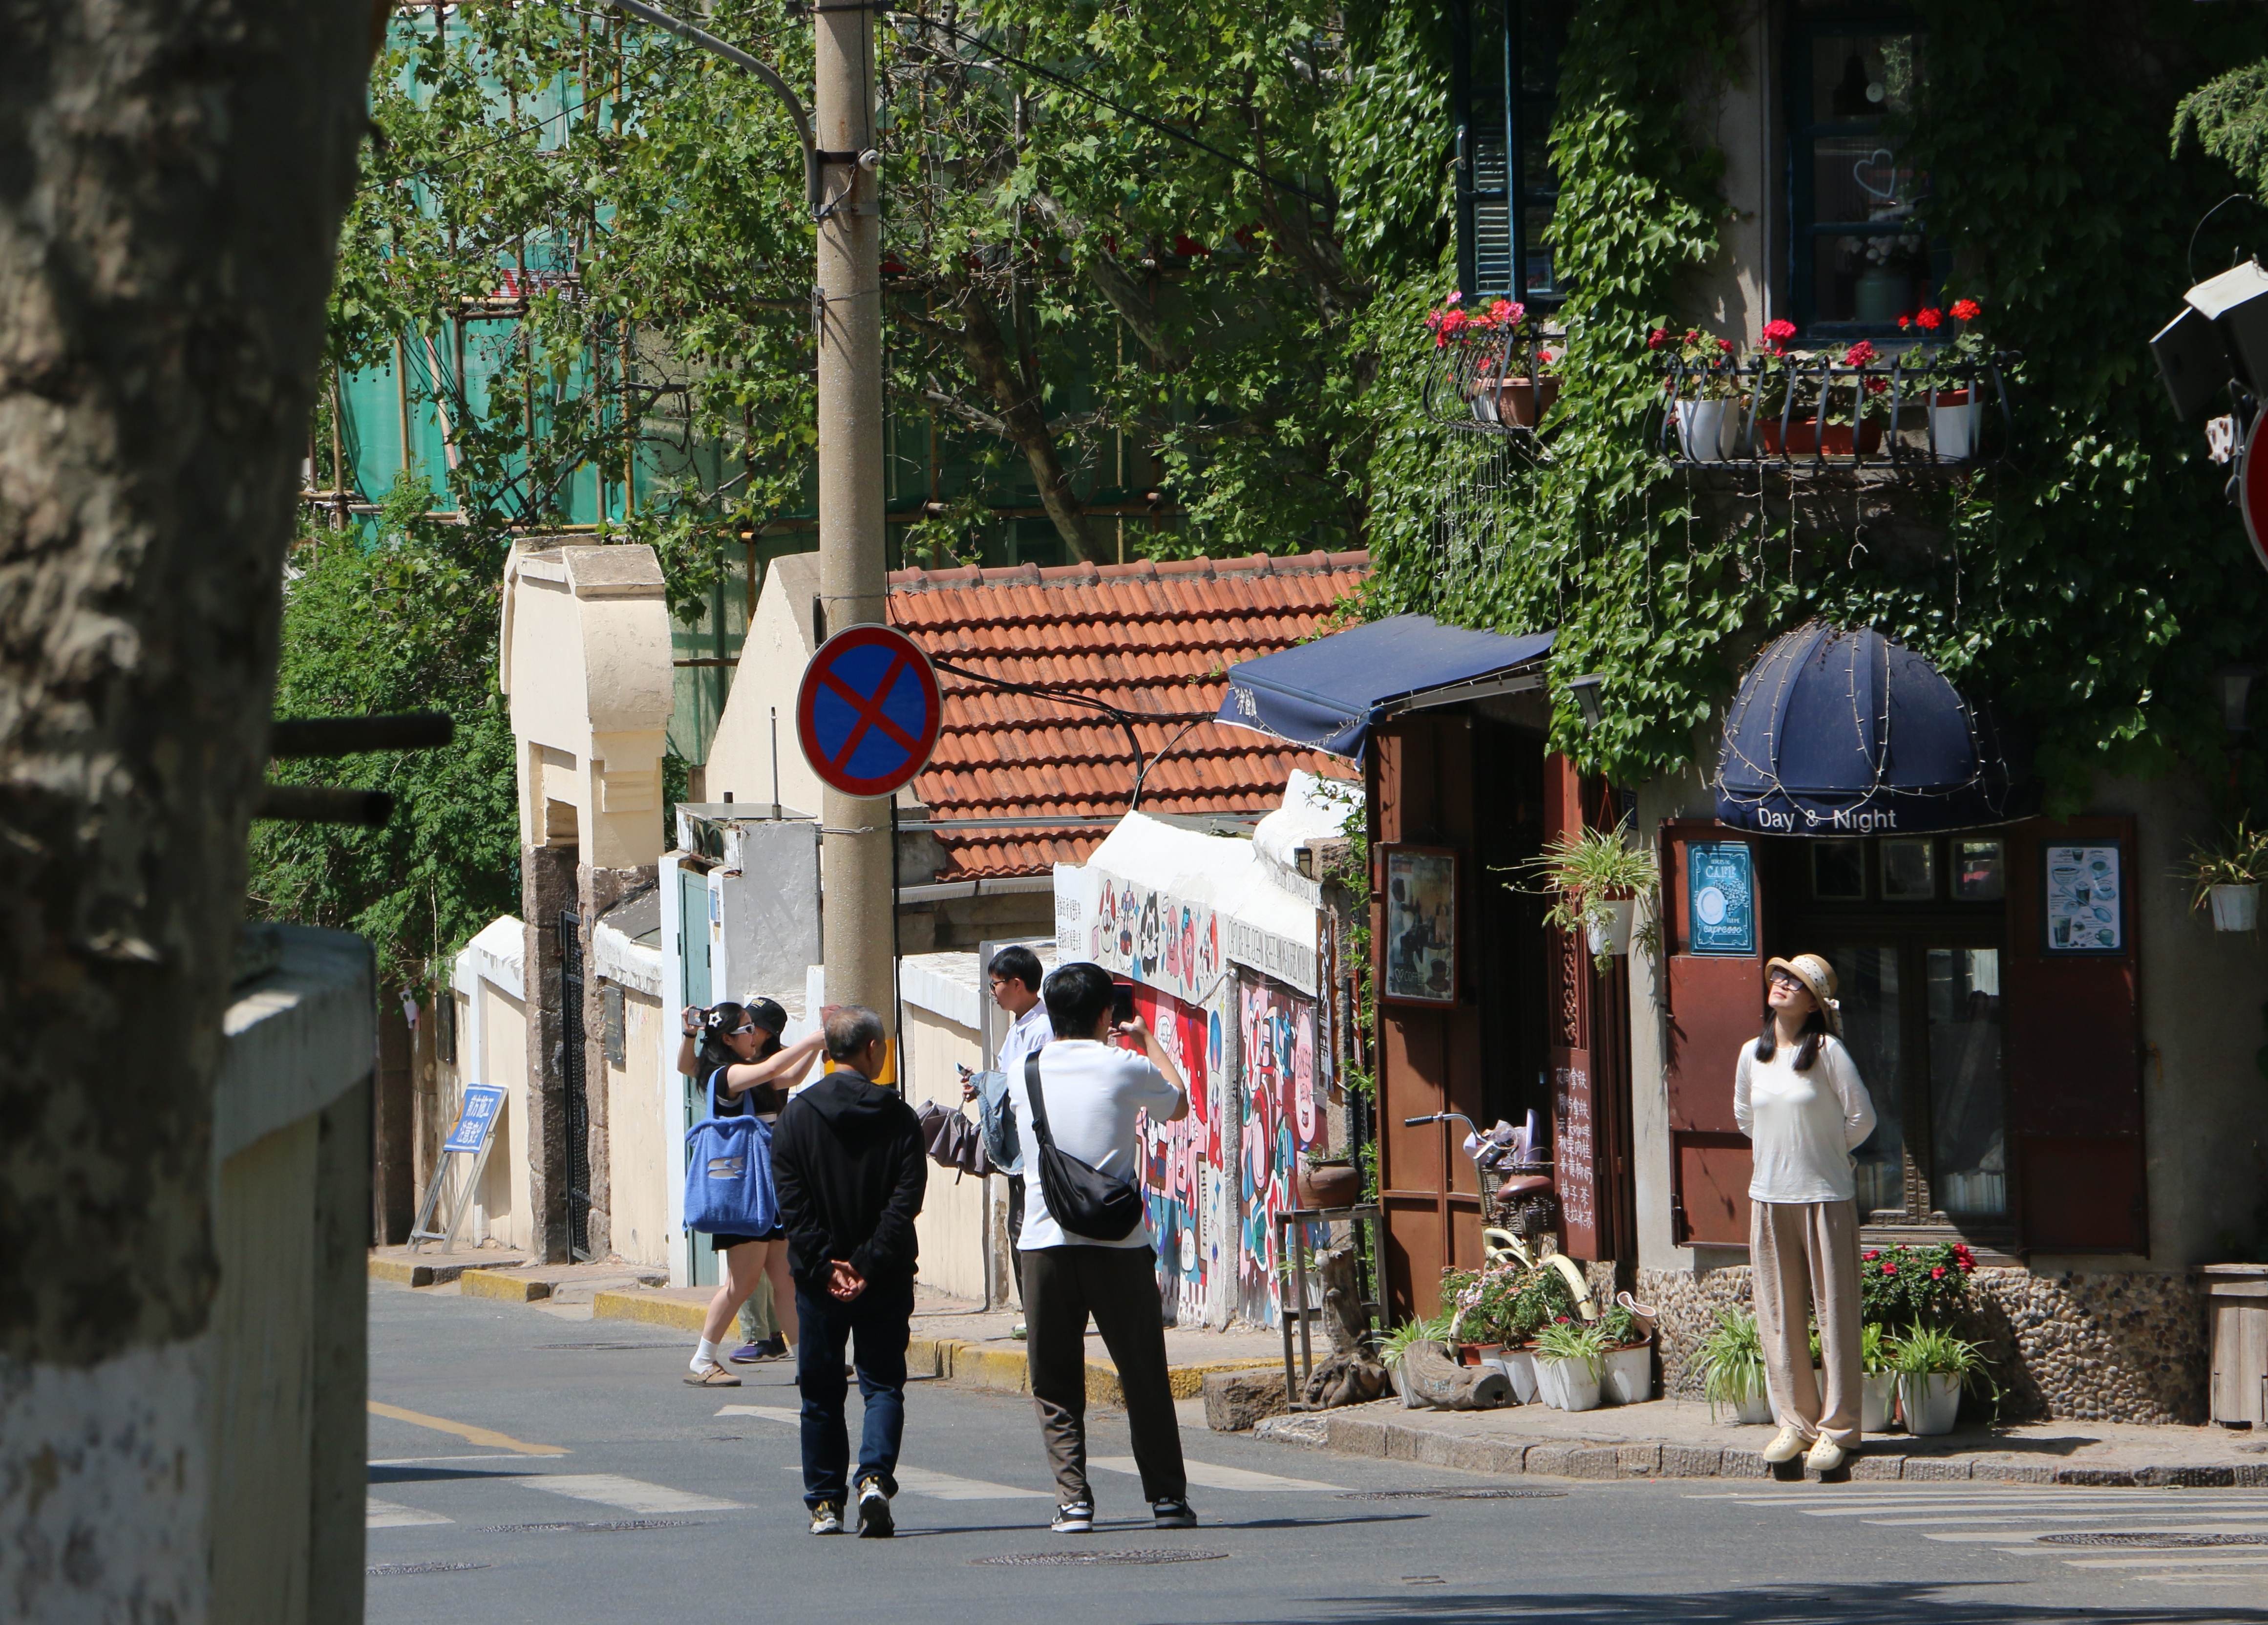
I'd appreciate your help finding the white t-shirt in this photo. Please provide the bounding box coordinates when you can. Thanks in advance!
[996,1002,1051,1084]
[1734,1033,1878,1204]
[1009,1038,1183,1250]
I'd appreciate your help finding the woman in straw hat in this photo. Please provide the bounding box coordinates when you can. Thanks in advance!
[1736,952,1877,1473]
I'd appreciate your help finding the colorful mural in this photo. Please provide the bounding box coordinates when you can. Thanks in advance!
[1236,980,1326,1325]
[1132,985,1227,1326]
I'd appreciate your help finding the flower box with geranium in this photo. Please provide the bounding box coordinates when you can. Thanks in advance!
[1427,293,1559,428]
[1898,298,1992,457]
[1859,1240,1977,1327]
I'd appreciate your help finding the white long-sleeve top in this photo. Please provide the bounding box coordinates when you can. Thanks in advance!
[1734,1033,1878,1204]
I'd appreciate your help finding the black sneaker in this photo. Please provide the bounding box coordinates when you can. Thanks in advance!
[1050,1499,1094,1534]
[1151,1496,1198,1529]
[856,1476,894,1538]
[809,1500,844,1536]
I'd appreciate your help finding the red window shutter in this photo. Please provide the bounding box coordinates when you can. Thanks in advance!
[1544,754,1601,1260]
[2003,817,2147,1254]
[1660,820,1763,1246]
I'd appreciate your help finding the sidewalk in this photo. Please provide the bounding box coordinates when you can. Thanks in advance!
[1252,1392,2268,1487]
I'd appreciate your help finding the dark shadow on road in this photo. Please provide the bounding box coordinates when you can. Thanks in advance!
[369,1464,544,1484]
[1250,1581,2268,1625]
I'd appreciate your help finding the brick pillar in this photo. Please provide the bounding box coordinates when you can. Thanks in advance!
[577,863,657,1262]
[523,842,578,1263]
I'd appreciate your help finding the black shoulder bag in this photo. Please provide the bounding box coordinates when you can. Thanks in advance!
[1023,1053,1144,1242]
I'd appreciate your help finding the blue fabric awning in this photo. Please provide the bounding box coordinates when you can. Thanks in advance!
[1215,615,1556,761]
[1716,623,2037,835]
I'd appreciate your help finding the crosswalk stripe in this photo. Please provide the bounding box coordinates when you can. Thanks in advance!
[367,1497,452,1528]
[1923,1525,2268,1543]
[894,1466,1054,1501]
[2054,1554,2268,1570]
[1090,1455,1343,1493]
[1870,1512,2268,1528]
[524,1474,743,1514]
[716,1404,799,1422]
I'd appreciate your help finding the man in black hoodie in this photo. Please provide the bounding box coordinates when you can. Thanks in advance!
[771,1004,928,1538]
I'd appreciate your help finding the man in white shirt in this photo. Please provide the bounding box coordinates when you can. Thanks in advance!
[962,946,1049,1329]
[1007,961,1195,1535]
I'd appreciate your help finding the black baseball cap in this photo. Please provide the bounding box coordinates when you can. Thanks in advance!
[745,997,789,1036]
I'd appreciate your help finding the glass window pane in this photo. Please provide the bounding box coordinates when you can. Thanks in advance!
[1827,945,1903,1216]
[1956,840,2005,900]
[1809,33,1921,121]
[1812,839,1865,900]
[1811,138,1924,226]
[1882,838,1935,900]
[1811,234,1932,326]
[1928,947,2006,1215]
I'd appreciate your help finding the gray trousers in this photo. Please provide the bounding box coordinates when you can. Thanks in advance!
[1023,1245,1185,1505]
[1751,1197,1864,1447]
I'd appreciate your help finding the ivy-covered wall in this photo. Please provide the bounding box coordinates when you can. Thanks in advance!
[1363,0,2268,814]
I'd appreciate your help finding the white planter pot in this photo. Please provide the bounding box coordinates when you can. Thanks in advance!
[1603,1343,1654,1405]
[1485,1346,1541,1405]
[1930,393,1981,460]
[1543,1357,1602,1412]
[1862,1371,1896,1434]
[1675,397,1736,463]
[1532,1354,1564,1410]
[1899,1372,1963,1436]
[2210,883,2259,933]
[1586,898,1637,957]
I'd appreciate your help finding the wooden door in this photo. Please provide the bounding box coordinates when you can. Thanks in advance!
[1660,820,1767,1246]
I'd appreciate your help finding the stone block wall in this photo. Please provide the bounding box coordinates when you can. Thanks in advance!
[1633,1264,2209,1424]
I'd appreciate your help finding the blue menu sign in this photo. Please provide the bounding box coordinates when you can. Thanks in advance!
[443,1085,508,1155]
[1687,841,1757,957]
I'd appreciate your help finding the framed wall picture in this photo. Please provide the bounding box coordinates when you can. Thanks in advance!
[1379,844,1459,1006]
[2043,841,2123,954]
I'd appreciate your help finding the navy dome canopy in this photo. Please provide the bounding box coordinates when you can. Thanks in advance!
[1716,623,2036,836]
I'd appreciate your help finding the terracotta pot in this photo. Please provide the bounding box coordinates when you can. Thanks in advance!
[1760,418,1884,456]
[1458,1342,1488,1368]
[1488,374,1562,427]
[1298,1159,1362,1210]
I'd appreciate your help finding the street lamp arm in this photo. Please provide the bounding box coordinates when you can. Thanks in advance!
[603,0,825,214]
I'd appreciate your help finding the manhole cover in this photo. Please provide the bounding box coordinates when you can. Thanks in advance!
[972,1548,1231,1566]
[367,1561,490,1576]
[475,1519,704,1534]
[2038,1532,2268,1549]
[1336,1488,1567,1501]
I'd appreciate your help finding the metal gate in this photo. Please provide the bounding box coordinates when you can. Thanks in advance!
[560,908,592,1261]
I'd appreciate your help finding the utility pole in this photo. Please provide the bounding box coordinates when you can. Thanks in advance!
[812,4,895,1033]
[603,0,894,1036]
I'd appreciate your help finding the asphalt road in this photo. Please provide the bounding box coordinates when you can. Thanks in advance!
[366,1281,2268,1625]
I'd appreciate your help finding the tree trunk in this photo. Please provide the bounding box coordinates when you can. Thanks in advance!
[0,0,377,1606]
[953,290,1096,561]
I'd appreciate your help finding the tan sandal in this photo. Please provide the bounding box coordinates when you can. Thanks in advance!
[683,1363,742,1387]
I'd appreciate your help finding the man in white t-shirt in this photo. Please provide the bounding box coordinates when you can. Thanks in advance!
[1007,962,1194,1535]
[960,945,1050,1330]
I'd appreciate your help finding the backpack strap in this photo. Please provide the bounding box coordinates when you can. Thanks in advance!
[708,1067,732,1120]
[1022,1052,1054,1148]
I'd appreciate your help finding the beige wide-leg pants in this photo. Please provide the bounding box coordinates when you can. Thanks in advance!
[1750,1197,1863,1447]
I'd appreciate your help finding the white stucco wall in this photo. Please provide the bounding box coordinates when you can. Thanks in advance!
[705,549,824,813]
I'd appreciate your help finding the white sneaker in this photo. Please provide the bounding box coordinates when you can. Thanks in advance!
[1806,1433,1847,1473]
[1761,1425,1806,1463]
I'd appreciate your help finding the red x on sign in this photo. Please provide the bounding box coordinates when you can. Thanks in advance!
[795,624,943,798]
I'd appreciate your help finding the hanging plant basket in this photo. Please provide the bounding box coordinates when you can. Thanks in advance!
[2210,883,2260,933]
[1586,897,1637,957]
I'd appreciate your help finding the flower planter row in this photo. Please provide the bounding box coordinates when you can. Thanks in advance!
[1717,1369,1963,1435]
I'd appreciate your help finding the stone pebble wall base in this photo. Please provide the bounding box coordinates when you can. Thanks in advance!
[1633,1265,2208,1425]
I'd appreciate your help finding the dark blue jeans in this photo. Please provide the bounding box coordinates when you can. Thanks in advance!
[794,1278,913,1510]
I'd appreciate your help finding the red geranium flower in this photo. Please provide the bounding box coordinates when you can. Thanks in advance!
[1862,1249,1879,1261]
[1950,297,1982,323]
[1490,298,1522,324]
[1915,306,1944,332]
[1648,327,1671,350]
[1881,1263,1898,1276]
[1717,337,1736,354]
[1843,339,1878,368]
[1931,1265,1948,1280]
[1761,319,1797,345]
[1897,312,1913,330]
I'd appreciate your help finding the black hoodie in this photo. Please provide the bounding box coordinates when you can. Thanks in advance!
[771,1069,928,1292]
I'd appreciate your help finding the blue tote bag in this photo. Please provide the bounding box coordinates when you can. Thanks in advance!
[682,1070,779,1236]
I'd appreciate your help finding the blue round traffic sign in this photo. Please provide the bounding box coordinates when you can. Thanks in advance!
[795,623,943,798]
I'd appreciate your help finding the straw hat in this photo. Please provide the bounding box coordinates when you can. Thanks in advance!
[1765,953,1842,1036]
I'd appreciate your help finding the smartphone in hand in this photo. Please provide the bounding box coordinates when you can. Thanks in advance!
[1110,984,1134,1026]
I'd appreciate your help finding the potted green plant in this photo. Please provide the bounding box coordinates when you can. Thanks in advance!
[1860,1240,1978,1328]
[1380,1313,1453,1407]
[1887,1323,1991,1435]
[1860,1322,1896,1433]
[1428,294,1559,427]
[1527,819,1662,972]
[1533,1316,1609,1412]
[2175,818,2267,933]
[1597,1300,1656,1405]
[1696,1306,1772,1425]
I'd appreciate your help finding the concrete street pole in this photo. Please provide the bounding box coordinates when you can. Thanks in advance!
[814,5,894,1036]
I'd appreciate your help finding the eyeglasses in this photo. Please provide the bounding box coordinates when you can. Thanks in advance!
[729,1023,758,1035]
[1767,971,1802,989]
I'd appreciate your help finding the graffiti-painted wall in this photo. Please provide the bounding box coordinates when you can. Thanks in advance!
[1235,979,1328,1325]
[1131,985,1232,1327]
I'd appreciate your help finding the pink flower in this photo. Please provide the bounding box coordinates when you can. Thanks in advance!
[1490,298,1522,324]
[1445,291,1464,306]
[1881,1263,1898,1276]
[1862,1250,1880,1261]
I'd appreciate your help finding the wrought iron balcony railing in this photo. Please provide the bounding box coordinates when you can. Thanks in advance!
[1654,351,2014,471]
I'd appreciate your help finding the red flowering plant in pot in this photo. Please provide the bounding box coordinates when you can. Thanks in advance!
[1651,325,1743,460]
[1427,292,1559,427]
[1760,336,1889,456]
[1858,1240,1978,1328]
[1897,297,1991,458]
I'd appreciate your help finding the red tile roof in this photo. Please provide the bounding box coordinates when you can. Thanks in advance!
[889,550,1370,879]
